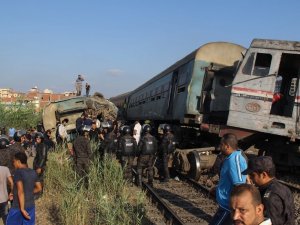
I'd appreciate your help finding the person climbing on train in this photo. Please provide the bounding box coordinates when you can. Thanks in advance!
[137,124,158,187]
[243,156,295,225]
[160,124,176,183]
[118,126,137,184]
[209,133,247,225]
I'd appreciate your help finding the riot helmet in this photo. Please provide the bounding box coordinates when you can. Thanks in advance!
[142,124,151,134]
[163,124,171,133]
[102,120,113,132]
[35,132,45,141]
[13,130,27,142]
[0,135,9,149]
[122,126,131,135]
[78,125,91,135]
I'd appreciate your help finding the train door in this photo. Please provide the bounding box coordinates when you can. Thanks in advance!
[270,53,300,117]
[167,71,178,116]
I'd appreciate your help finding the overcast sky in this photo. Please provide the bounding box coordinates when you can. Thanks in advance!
[0,0,299,98]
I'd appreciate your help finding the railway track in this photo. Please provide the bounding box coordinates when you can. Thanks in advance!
[138,171,217,225]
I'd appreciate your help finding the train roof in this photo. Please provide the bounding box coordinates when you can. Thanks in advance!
[251,39,300,51]
[109,91,132,101]
[132,42,245,93]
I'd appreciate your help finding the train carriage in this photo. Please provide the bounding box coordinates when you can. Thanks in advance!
[125,42,246,126]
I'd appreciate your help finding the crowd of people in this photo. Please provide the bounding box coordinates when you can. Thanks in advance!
[0,115,297,225]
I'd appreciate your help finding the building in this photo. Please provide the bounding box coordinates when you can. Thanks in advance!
[0,87,76,111]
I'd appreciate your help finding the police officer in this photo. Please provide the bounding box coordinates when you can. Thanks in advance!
[33,132,48,180]
[160,124,176,183]
[0,135,11,169]
[73,126,92,187]
[137,124,157,186]
[244,156,295,225]
[118,126,137,183]
[99,120,117,157]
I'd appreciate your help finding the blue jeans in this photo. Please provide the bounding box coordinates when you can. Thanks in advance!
[6,207,35,225]
[209,206,232,225]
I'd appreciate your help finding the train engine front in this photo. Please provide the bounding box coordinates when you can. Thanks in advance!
[227,39,300,168]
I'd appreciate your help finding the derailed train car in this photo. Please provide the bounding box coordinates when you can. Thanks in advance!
[111,39,300,178]
[43,93,118,140]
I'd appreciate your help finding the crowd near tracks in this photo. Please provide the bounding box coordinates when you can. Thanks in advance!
[140,173,217,225]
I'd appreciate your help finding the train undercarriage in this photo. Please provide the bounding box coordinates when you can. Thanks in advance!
[167,124,300,180]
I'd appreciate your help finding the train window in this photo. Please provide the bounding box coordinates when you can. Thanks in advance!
[156,96,161,100]
[253,53,272,76]
[151,97,155,101]
[242,53,255,75]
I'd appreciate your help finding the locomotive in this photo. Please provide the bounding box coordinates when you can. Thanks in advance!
[110,39,300,177]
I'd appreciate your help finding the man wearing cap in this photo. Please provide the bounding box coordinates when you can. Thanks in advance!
[209,133,247,225]
[245,156,295,225]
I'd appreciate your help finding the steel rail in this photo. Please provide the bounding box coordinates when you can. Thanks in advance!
[132,169,186,225]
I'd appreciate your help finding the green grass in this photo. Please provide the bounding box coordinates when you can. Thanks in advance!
[44,145,146,225]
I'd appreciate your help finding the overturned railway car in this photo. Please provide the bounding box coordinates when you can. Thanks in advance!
[111,39,300,172]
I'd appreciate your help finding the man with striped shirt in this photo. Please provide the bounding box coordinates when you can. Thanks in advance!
[209,133,248,225]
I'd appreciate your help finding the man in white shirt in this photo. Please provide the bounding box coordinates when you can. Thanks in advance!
[133,121,141,144]
[57,119,69,145]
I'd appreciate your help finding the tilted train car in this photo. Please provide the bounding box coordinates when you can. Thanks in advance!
[125,42,245,134]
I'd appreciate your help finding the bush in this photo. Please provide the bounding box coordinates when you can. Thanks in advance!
[0,103,42,130]
[44,145,145,225]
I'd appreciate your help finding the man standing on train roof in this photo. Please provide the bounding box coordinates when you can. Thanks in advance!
[85,82,91,97]
[160,124,176,183]
[133,120,142,144]
[243,156,295,225]
[209,133,247,225]
[75,74,84,96]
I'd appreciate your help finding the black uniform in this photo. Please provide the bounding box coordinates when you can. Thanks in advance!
[259,178,295,225]
[44,135,55,151]
[100,131,117,157]
[137,133,157,186]
[161,132,176,181]
[89,128,101,142]
[33,142,48,180]
[73,135,92,178]
[119,134,137,181]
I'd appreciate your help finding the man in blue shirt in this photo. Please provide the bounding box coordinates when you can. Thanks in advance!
[209,133,247,225]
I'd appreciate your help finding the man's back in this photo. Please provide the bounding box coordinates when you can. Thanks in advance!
[260,179,295,225]
[216,150,247,210]
[73,136,91,158]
